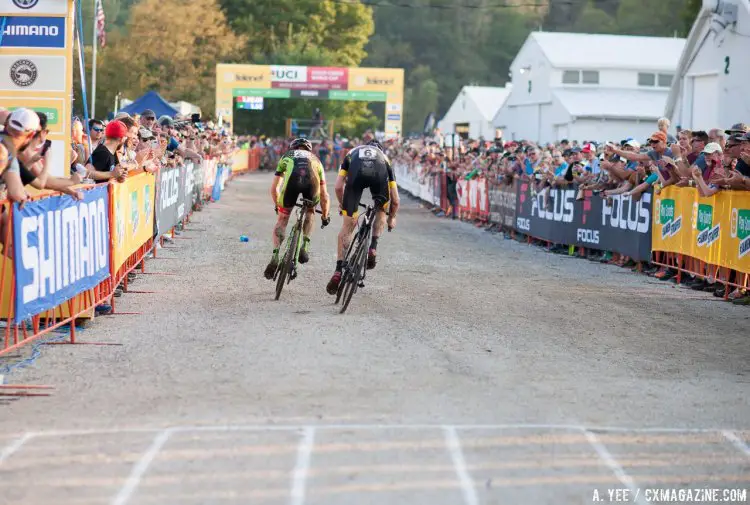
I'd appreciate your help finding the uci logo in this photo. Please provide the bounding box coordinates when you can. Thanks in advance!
[13,0,39,9]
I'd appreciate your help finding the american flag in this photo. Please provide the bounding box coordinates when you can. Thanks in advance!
[95,0,106,48]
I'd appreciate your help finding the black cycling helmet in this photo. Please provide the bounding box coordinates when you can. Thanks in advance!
[290,137,312,151]
[367,139,384,151]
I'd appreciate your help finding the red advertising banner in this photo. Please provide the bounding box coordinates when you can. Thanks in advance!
[270,67,349,90]
[308,67,348,88]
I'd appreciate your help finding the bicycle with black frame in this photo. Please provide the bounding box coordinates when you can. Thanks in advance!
[335,202,392,314]
[273,198,326,300]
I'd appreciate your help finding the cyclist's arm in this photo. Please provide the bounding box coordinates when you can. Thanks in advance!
[335,155,350,208]
[271,156,289,207]
[317,161,330,218]
[386,161,399,217]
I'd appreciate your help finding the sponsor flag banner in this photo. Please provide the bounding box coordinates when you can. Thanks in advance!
[12,186,110,323]
[212,165,224,201]
[154,165,186,237]
[653,187,750,274]
[111,172,155,271]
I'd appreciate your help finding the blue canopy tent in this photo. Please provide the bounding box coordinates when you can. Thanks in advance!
[119,91,178,118]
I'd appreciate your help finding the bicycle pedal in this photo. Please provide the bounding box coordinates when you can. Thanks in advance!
[358,281,365,288]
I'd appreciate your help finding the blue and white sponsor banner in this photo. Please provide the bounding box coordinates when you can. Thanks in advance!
[212,165,224,201]
[13,186,110,323]
[0,16,66,48]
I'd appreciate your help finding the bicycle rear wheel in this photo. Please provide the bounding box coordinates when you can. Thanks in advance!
[275,225,300,300]
[340,240,367,314]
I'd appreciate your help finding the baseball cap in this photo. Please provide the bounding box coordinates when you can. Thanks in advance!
[7,108,40,133]
[581,143,595,153]
[114,111,131,120]
[648,131,668,143]
[141,109,156,120]
[624,139,641,149]
[570,146,582,153]
[138,126,154,140]
[158,115,174,127]
[105,120,128,139]
[701,142,723,154]
[724,123,749,135]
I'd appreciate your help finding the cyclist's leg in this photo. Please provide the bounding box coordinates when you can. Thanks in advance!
[299,190,318,264]
[327,180,363,294]
[265,183,296,279]
[366,172,391,269]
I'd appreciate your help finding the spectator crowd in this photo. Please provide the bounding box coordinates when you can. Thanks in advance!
[390,118,750,305]
[0,106,240,315]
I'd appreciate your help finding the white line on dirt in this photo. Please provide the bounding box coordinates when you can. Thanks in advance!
[111,428,172,505]
[584,429,648,505]
[722,430,750,458]
[0,432,35,465]
[444,425,478,505]
[290,427,315,505]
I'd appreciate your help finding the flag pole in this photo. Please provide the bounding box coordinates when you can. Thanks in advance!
[91,0,98,118]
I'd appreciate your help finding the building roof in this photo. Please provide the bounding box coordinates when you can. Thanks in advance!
[555,88,668,120]
[530,32,686,71]
[460,86,511,121]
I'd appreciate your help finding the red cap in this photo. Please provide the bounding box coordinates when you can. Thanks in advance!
[581,143,595,153]
[105,120,128,139]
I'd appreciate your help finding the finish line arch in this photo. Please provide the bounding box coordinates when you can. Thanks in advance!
[215,64,404,138]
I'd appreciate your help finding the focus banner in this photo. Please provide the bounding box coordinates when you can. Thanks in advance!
[13,186,110,323]
[652,187,750,274]
[515,182,653,261]
[111,172,155,271]
[154,165,186,236]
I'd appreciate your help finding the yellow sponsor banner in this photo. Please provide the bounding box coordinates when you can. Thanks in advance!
[111,173,155,271]
[231,148,249,173]
[347,67,404,93]
[652,187,750,274]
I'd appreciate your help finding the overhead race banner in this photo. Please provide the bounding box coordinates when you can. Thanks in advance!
[216,64,404,137]
[111,172,155,271]
[13,186,110,323]
[653,186,750,273]
[0,0,74,177]
[154,165,186,237]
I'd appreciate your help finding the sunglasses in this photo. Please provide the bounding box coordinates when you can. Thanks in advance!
[92,127,104,132]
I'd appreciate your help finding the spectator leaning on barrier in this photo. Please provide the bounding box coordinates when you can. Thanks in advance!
[690,142,724,197]
[88,120,128,182]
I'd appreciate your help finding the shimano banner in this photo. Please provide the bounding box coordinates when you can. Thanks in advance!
[155,164,186,237]
[488,181,518,229]
[514,182,652,261]
[13,186,110,323]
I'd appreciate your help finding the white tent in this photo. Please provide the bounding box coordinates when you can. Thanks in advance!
[437,85,511,140]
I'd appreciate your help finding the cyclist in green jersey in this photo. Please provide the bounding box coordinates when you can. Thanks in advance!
[264,138,331,279]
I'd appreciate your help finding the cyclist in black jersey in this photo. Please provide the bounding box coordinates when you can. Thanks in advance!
[326,139,400,294]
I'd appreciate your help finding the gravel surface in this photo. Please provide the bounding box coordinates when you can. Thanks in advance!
[0,172,748,505]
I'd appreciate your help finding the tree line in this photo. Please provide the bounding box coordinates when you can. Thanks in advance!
[77,0,701,136]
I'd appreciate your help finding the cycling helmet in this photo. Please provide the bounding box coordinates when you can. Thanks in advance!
[367,139,384,151]
[290,138,312,151]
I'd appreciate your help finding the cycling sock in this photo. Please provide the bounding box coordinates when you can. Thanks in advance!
[336,260,343,272]
[370,237,379,251]
[302,237,310,250]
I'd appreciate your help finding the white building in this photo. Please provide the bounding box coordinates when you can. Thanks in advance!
[665,0,750,131]
[493,32,685,143]
[437,85,511,140]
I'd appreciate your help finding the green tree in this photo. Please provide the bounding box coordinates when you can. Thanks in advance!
[573,1,618,33]
[90,0,245,118]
